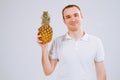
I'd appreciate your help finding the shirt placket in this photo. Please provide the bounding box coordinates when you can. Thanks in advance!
[74,40,80,50]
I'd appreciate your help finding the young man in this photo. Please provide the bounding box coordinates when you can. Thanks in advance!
[38,4,106,80]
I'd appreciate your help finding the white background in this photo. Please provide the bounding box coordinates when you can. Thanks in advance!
[0,0,120,80]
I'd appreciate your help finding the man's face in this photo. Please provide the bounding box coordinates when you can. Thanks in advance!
[63,7,83,31]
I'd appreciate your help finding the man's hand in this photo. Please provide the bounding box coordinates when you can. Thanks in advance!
[37,34,48,49]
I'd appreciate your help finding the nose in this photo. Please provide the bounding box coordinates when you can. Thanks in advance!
[71,17,76,21]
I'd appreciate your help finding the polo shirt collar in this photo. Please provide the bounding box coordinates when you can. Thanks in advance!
[63,32,89,41]
[81,32,89,41]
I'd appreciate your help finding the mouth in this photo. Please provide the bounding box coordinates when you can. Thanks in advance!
[70,21,77,26]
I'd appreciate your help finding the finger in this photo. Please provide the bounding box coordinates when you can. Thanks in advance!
[37,39,42,43]
[37,32,40,35]
[37,41,43,44]
[37,34,42,37]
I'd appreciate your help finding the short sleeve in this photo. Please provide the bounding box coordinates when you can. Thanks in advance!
[95,39,105,62]
[49,39,59,60]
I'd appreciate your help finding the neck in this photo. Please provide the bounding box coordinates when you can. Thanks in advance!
[68,29,85,40]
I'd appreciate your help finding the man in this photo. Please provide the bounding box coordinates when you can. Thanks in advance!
[37,4,106,80]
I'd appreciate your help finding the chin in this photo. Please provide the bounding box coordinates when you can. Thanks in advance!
[69,28,78,31]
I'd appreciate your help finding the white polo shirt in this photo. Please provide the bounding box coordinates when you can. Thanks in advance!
[49,33,105,80]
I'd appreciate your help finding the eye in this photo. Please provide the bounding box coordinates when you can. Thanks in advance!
[65,15,71,19]
[74,13,79,17]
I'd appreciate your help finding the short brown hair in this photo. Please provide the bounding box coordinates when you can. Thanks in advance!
[62,4,81,19]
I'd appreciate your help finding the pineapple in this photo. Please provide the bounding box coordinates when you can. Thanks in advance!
[37,11,53,44]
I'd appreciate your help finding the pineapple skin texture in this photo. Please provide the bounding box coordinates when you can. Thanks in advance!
[37,11,53,44]
[38,24,53,44]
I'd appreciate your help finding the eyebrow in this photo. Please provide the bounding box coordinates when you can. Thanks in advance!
[74,13,79,15]
[64,12,79,18]
[65,15,71,18]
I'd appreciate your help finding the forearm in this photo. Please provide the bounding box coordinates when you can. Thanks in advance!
[96,62,107,80]
[42,48,53,75]
[97,71,106,80]
[97,72,106,80]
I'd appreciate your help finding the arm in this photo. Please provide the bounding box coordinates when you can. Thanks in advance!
[37,39,58,76]
[41,44,58,76]
[95,62,106,80]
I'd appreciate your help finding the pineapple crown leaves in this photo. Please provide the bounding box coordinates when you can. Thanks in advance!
[41,11,50,25]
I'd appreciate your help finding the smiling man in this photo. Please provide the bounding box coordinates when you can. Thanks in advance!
[37,4,106,80]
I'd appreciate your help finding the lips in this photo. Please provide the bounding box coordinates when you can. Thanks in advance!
[69,21,78,26]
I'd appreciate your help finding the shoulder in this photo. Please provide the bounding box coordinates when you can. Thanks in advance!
[51,34,66,45]
[54,34,66,41]
[88,34,101,40]
[87,34,103,43]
